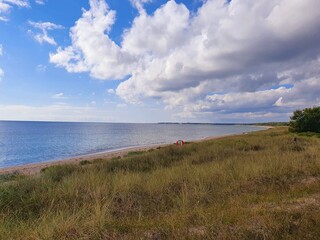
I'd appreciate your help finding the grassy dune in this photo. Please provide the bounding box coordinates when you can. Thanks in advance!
[1,127,320,239]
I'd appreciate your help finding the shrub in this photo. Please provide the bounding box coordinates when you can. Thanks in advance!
[289,106,320,133]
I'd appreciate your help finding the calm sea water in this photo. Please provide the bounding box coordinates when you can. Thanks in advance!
[0,121,265,168]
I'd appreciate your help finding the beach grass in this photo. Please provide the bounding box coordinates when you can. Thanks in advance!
[1,127,320,239]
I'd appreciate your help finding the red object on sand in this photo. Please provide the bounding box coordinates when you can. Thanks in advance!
[176,140,185,146]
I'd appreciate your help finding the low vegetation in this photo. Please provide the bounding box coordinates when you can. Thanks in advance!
[1,127,320,239]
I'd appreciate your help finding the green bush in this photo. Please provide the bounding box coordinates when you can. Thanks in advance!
[289,106,320,133]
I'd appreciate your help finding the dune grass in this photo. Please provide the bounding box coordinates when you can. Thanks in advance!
[1,127,320,239]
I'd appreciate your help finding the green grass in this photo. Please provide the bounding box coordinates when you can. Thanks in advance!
[1,127,320,239]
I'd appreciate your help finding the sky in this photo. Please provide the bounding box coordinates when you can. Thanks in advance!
[0,0,319,123]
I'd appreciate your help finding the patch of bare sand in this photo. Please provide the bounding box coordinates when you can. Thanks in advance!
[254,194,320,213]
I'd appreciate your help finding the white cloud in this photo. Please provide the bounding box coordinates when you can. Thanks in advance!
[0,0,29,11]
[50,0,320,121]
[35,0,45,5]
[36,64,47,72]
[106,88,115,94]
[0,0,29,21]
[50,0,134,80]
[29,21,62,30]
[0,16,8,21]
[122,1,190,56]
[52,92,67,100]
[0,2,11,12]
[129,0,151,12]
[185,87,290,113]
[29,21,63,45]
[117,0,320,119]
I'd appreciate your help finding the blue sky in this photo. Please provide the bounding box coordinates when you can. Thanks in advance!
[0,0,319,122]
[0,0,174,122]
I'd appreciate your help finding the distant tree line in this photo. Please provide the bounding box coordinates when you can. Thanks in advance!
[289,106,320,133]
[254,122,289,127]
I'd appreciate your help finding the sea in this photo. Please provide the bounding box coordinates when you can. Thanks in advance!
[0,121,265,169]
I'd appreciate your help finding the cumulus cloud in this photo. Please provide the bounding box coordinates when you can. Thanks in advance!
[28,21,63,45]
[129,0,151,12]
[50,0,134,80]
[50,0,320,121]
[122,1,190,56]
[186,87,291,113]
[0,0,29,21]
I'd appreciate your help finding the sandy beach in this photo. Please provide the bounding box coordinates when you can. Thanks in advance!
[0,130,265,176]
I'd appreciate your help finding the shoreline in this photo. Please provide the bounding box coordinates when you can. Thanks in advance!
[0,143,170,175]
[0,128,270,176]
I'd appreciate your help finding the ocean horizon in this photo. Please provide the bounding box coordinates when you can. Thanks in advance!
[0,121,265,169]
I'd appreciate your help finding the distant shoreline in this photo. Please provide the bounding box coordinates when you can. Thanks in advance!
[0,128,270,176]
